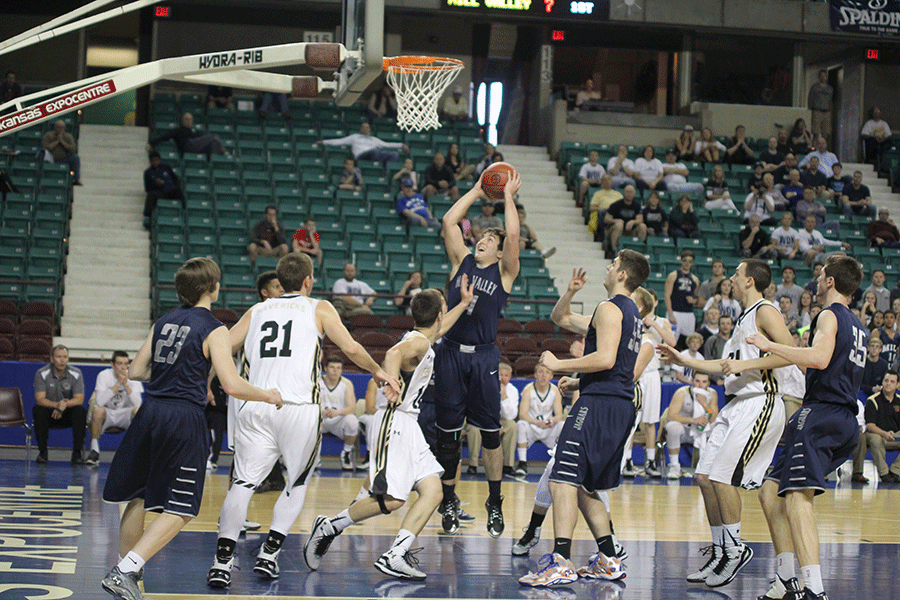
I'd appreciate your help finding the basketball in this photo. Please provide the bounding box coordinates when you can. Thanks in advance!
[480,162,518,200]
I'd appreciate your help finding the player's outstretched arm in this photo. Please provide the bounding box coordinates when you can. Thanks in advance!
[748,309,838,370]
[657,343,726,375]
[720,304,794,375]
[550,268,592,335]
[207,327,282,407]
[438,274,473,337]
[542,302,621,373]
[499,172,522,287]
[129,328,154,381]
[442,177,485,268]
[228,303,260,355]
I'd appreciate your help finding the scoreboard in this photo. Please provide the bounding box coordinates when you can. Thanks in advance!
[442,0,610,21]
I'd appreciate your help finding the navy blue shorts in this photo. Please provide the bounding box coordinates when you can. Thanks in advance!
[767,402,859,497]
[103,399,209,516]
[549,394,636,494]
[417,400,437,455]
[434,340,502,432]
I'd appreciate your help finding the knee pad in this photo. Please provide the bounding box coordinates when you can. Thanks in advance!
[436,428,461,480]
[481,429,501,450]
[375,494,392,515]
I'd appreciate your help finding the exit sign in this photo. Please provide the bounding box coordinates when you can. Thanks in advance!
[155,5,171,18]
[867,48,879,60]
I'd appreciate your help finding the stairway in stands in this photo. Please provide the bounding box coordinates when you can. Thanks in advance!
[497,145,609,309]
[59,125,151,356]
[843,162,900,216]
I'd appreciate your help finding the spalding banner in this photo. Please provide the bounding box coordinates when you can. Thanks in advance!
[831,0,900,35]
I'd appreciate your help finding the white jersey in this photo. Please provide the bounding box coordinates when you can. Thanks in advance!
[243,294,322,405]
[723,299,785,400]
[642,315,668,372]
[319,375,351,411]
[376,330,433,416]
[522,383,558,421]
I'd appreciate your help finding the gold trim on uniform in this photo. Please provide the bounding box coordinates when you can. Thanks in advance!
[738,364,779,470]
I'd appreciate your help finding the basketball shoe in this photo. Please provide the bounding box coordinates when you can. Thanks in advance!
[439,497,459,534]
[254,544,280,579]
[758,576,803,600]
[512,525,542,555]
[686,544,723,583]
[485,495,504,537]
[705,543,753,587]
[101,566,144,600]
[375,546,427,580]
[304,515,340,570]
[576,552,626,581]
[206,555,234,588]
[518,552,578,587]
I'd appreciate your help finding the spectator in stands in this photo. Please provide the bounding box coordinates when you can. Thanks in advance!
[32,345,86,464]
[668,193,700,239]
[703,277,741,320]
[85,351,143,467]
[704,164,736,210]
[468,362,519,475]
[604,185,646,257]
[798,290,814,328]
[859,291,879,326]
[748,161,765,193]
[318,122,408,166]
[662,372,718,479]
[773,152,799,187]
[869,311,884,333]
[292,216,323,268]
[514,364,564,476]
[869,208,900,249]
[607,144,637,188]
[575,77,602,109]
[396,178,441,228]
[782,168,804,211]
[320,356,365,470]
[798,214,850,266]
[578,150,606,206]
[662,149,704,196]
[694,127,725,163]
[41,120,81,185]
[864,370,900,483]
[725,124,756,166]
[882,313,900,363]
[771,212,800,260]
[633,145,666,193]
[368,83,398,120]
[808,70,834,144]
[697,260,726,307]
[642,191,668,237]
[697,306,720,344]
[776,266,805,307]
[865,269,891,312]
[332,263,375,318]
[391,157,418,191]
[675,125,696,161]
[825,162,850,205]
[517,207,555,258]
[258,92,289,120]
[789,117,813,155]
[861,105,892,168]
[394,271,423,316]
[799,135,840,177]
[206,85,234,111]
[862,338,888,397]
[776,128,792,155]
[247,205,289,264]
[739,213,775,258]
[841,170,876,218]
[805,263,824,295]
[422,152,459,201]
[800,156,829,198]
[763,173,788,210]
[795,187,838,230]
[475,142,496,176]
[665,249,700,348]
[446,143,475,182]
[142,151,185,230]
[147,112,228,158]
[442,85,468,121]
[759,136,786,172]
[702,314,733,367]
[338,156,364,191]
[779,295,800,331]
[743,183,777,225]
[588,173,622,240]
[674,332,705,385]
[471,198,502,240]
[0,70,22,103]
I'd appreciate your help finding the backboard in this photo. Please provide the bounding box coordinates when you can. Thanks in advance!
[335,0,384,106]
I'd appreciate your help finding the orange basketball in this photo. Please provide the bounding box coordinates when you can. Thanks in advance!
[480,162,518,200]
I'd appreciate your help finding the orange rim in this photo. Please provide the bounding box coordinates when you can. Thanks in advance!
[382,55,464,73]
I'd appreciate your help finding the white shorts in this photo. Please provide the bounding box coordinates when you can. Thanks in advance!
[517,420,563,448]
[322,413,359,439]
[367,408,443,501]
[233,402,321,488]
[695,393,785,489]
[664,420,694,449]
[103,406,134,431]
[672,311,696,339]
[638,369,661,424]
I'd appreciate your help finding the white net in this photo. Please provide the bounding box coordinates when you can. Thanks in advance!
[384,56,464,132]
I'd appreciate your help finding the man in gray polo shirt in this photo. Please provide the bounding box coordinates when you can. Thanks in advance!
[33,345,86,464]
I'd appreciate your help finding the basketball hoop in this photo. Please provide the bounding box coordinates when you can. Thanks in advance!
[383,56,464,132]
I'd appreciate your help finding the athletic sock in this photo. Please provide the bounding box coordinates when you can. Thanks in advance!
[598,491,611,513]
[553,538,572,560]
[776,552,796,581]
[596,535,616,558]
[90,439,100,453]
[117,551,145,574]
[722,522,742,549]
[215,538,237,563]
[262,530,286,554]
[330,508,354,533]
[488,479,501,503]
[392,528,415,553]
[517,447,528,462]
[711,525,723,547]
[442,484,456,504]
[342,443,353,453]
[529,511,546,531]
[802,565,824,595]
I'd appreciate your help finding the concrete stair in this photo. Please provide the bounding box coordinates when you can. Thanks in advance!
[842,162,900,217]
[59,125,151,354]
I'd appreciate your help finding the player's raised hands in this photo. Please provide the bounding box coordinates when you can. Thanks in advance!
[568,268,588,293]
[459,273,474,305]
[656,343,682,365]
[504,170,522,197]
[266,389,283,409]
[539,351,560,372]
[746,333,771,353]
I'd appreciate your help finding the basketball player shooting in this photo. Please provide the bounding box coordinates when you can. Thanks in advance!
[433,169,521,537]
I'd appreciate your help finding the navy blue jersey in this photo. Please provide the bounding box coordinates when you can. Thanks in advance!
[879,327,900,366]
[444,253,509,345]
[580,294,642,400]
[805,303,867,410]
[671,271,696,312]
[146,305,223,408]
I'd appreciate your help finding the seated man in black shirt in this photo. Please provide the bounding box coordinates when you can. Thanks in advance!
[865,370,900,483]
[772,153,799,187]
[739,214,775,258]
[142,151,186,230]
[841,170,876,218]
[758,136,786,173]
[724,125,756,166]
[799,156,828,199]
[604,185,646,258]
[825,162,851,207]
[147,113,228,158]
[422,152,459,201]
[247,205,289,264]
